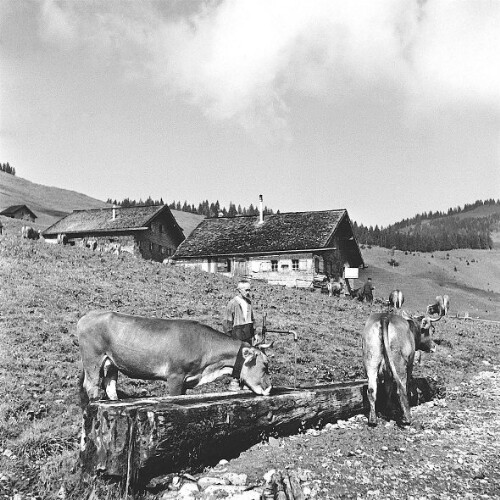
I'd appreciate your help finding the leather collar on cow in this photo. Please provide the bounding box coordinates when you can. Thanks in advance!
[232,343,247,380]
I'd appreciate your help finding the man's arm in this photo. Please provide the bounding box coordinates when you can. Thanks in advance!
[223,299,236,335]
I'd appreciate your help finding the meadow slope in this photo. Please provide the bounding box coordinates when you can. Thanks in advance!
[0,234,499,498]
[358,246,500,320]
[0,171,109,228]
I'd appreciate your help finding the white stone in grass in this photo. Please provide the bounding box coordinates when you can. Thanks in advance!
[197,476,227,489]
[222,472,247,486]
[263,469,276,483]
[176,482,200,499]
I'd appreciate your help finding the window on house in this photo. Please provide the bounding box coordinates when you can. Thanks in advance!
[292,259,299,271]
[159,223,165,233]
[271,260,278,272]
[216,258,231,272]
[281,264,289,271]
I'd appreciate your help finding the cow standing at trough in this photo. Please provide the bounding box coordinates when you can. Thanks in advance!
[362,311,438,426]
[77,311,273,408]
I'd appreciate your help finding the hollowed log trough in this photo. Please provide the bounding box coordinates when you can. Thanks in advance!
[80,377,440,485]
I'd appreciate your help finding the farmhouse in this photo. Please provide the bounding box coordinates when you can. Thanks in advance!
[173,208,364,287]
[42,205,204,262]
[0,204,37,222]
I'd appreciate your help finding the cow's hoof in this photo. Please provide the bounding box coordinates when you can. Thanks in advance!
[228,380,241,392]
[368,419,378,427]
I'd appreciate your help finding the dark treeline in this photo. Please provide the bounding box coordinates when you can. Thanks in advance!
[106,197,275,218]
[0,163,16,176]
[353,199,500,252]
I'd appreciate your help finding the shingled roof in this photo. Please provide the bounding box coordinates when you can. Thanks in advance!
[43,205,185,237]
[174,209,360,259]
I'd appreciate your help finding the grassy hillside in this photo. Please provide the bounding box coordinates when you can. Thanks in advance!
[0,171,109,228]
[0,232,499,498]
[358,246,500,320]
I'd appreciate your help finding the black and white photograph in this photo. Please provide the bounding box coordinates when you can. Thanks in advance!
[0,1,499,498]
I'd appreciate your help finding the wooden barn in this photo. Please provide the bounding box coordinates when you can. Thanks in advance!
[0,204,37,222]
[173,209,364,287]
[42,205,204,262]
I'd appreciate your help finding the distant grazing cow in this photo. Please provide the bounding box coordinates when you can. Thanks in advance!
[362,311,438,426]
[77,311,273,409]
[21,226,40,240]
[427,295,450,317]
[388,290,404,310]
[85,239,98,251]
[327,278,344,297]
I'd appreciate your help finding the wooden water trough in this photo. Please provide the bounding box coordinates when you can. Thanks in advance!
[80,377,440,485]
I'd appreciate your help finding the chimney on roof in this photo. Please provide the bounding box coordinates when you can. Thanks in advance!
[112,205,117,220]
[258,195,264,224]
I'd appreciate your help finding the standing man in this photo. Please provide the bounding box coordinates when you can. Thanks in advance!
[224,280,256,391]
[224,280,256,344]
[360,277,375,303]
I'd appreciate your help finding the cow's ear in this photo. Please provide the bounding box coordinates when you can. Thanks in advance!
[242,347,257,361]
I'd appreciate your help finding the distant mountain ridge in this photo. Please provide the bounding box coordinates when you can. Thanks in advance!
[0,171,109,228]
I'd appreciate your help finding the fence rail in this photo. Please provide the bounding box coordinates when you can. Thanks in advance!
[455,314,500,325]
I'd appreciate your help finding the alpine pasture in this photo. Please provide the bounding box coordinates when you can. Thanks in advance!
[1,222,500,498]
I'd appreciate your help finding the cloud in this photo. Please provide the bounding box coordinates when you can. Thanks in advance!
[39,0,77,46]
[32,0,500,135]
[412,1,500,109]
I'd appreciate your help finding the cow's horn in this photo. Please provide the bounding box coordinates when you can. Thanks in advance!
[256,341,274,350]
[427,314,442,323]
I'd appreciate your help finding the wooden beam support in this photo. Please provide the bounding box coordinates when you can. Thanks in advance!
[80,377,440,485]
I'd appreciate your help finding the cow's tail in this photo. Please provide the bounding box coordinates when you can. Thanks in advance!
[79,369,89,410]
[381,316,407,402]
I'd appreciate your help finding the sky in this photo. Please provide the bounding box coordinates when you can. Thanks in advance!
[0,0,499,228]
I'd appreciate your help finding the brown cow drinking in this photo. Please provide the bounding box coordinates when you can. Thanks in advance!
[77,310,273,408]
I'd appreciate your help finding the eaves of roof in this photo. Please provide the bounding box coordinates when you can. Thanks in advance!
[44,227,148,236]
[174,246,338,259]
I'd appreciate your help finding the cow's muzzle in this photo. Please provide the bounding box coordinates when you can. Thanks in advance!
[261,386,272,396]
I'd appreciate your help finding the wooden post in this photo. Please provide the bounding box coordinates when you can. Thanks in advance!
[80,378,440,485]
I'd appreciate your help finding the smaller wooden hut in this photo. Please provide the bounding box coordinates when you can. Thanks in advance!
[0,204,37,222]
[42,205,203,262]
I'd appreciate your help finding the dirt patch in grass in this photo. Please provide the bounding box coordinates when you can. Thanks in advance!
[0,235,499,498]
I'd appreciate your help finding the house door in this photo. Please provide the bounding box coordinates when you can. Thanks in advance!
[234,259,248,276]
